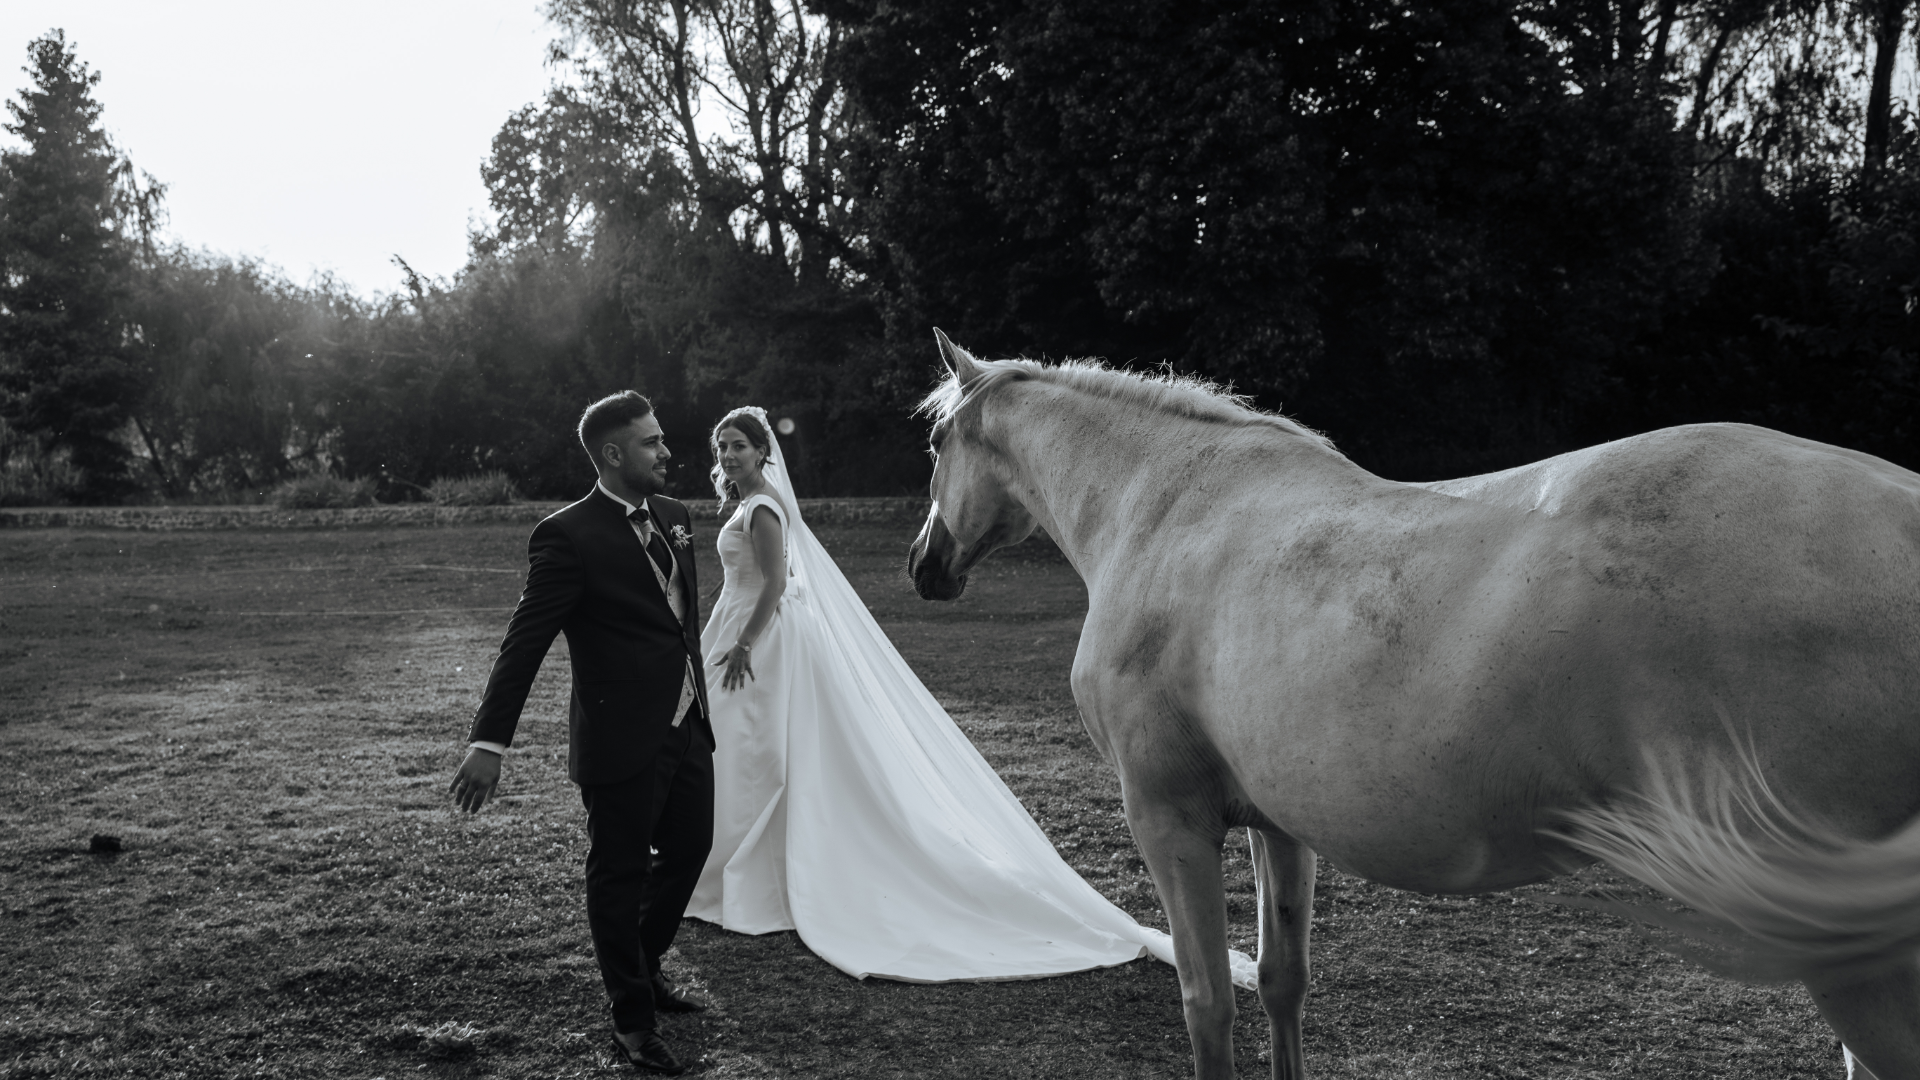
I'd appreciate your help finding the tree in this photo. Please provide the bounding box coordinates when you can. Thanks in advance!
[456,0,912,495]
[1859,0,1906,171]
[0,30,147,499]
[829,0,1711,477]
[543,0,863,280]
[128,250,336,495]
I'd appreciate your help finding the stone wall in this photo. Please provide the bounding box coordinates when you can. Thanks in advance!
[0,497,934,532]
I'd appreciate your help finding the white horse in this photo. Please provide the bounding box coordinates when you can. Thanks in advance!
[906,330,1920,1079]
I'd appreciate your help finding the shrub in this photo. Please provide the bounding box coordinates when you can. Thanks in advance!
[271,473,376,509]
[427,471,520,507]
[164,486,274,506]
[0,434,86,507]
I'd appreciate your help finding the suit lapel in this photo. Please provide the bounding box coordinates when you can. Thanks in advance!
[589,487,670,609]
[648,495,698,613]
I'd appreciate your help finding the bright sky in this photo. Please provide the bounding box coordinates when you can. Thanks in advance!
[0,2,557,297]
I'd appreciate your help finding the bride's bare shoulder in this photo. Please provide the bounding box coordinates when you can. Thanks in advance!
[744,495,785,532]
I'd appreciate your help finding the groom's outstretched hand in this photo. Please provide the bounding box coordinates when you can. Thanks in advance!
[450,748,502,813]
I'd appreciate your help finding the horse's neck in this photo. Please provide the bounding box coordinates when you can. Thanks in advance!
[995,387,1364,584]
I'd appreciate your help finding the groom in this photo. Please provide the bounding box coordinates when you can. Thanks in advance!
[449,390,714,1075]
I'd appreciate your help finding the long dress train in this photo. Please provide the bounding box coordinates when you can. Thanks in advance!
[685,418,1253,987]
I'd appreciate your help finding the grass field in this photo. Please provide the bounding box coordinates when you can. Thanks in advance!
[0,519,1842,1079]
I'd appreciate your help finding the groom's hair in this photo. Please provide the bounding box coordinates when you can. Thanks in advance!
[578,391,656,469]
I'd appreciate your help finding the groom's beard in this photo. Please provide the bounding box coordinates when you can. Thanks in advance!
[624,460,670,496]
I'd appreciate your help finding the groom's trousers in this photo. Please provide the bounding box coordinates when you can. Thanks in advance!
[579,705,714,1034]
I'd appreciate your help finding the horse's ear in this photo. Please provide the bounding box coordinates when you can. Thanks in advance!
[932,327,983,385]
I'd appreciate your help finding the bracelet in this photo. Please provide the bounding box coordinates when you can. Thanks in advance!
[734,641,752,653]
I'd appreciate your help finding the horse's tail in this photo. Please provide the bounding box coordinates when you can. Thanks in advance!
[1552,734,1920,984]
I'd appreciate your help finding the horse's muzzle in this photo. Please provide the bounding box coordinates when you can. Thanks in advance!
[907,515,969,601]
[909,553,968,601]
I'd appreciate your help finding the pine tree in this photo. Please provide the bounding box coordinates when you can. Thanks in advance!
[0,30,144,498]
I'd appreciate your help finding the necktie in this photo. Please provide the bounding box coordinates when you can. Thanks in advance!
[629,507,674,581]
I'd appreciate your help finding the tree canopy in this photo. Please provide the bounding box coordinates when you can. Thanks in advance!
[824,0,1913,477]
[2,4,1916,504]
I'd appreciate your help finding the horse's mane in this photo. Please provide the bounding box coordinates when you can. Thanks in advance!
[916,357,1335,449]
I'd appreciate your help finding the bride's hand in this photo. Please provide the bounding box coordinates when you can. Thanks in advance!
[712,643,754,691]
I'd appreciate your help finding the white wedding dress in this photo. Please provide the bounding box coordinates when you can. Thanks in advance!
[685,411,1254,987]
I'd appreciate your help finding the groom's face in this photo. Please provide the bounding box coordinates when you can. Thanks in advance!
[606,414,670,496]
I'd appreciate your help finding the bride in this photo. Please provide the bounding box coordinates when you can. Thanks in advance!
[686,406,1253,986]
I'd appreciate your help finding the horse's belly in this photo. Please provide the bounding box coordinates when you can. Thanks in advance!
[1322,836,1569,894]
[1241,739,1588,893]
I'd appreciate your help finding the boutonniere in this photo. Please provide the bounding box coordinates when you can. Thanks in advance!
[669,524,693,549]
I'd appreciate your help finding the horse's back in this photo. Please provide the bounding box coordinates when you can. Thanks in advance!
[1421,422,1920,529]
[1403,423,1918,634]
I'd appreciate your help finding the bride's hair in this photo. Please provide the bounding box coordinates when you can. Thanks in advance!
[709,408,776,510]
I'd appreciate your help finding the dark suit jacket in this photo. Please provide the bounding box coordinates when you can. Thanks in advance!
[469,487,714,786]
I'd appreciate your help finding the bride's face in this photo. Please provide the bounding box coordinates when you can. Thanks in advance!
[715,426,767,485]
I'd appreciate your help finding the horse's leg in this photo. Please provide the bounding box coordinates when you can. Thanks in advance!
[1248,827,1315,1080]
[1805,960,1920,1080]
[1128,789,1237,1079]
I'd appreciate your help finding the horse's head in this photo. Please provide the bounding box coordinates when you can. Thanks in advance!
[907,329,1039,601]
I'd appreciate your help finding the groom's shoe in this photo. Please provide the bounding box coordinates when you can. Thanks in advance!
[650,972,708,1013]
[611,1029,686,1075]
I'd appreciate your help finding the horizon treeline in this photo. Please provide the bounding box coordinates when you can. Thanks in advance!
[2,0,1918,506]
